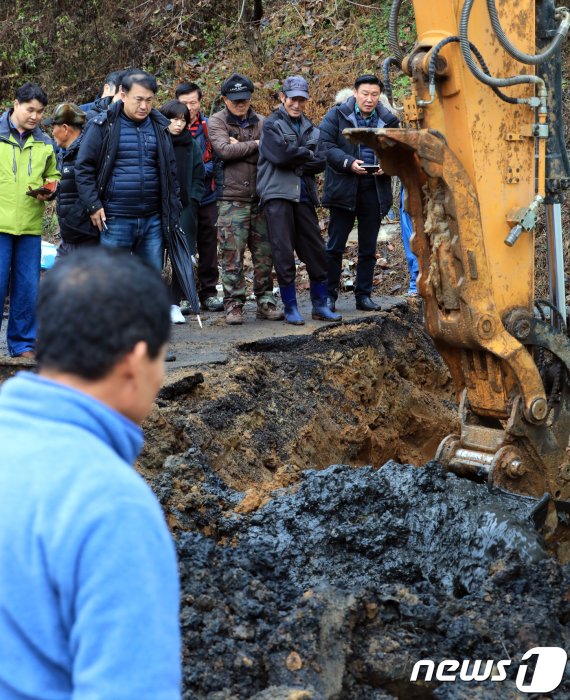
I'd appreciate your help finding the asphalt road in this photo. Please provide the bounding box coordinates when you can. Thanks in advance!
[162,292,408,369]
[0,293,410,373]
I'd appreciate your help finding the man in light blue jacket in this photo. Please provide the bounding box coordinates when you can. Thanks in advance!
[0,247,181,699]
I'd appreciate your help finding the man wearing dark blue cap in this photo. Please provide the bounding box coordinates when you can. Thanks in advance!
[257,75,341,325]
[319,74,400,312]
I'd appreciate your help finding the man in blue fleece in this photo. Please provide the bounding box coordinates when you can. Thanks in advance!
[0,247,181,698]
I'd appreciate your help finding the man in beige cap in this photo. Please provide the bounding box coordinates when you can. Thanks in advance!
[43,103,99,259]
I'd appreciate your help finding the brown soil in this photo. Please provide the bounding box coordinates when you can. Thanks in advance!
[136,305,570,700]
[139,305,457,527]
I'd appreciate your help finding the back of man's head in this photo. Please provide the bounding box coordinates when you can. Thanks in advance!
[36,248,170,380]
[121,70,158,95]
[103,70,123,94]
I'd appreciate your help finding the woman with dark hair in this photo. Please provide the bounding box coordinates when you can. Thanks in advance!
[159,99,205,323]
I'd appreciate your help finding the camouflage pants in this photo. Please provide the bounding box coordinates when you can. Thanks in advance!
[217,200,276,306]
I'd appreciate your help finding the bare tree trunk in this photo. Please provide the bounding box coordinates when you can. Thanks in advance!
[241,0,264,64]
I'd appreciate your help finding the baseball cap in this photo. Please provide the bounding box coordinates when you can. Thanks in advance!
[282,76,309,99]
[42,102,86,127]
[221,73,254,101]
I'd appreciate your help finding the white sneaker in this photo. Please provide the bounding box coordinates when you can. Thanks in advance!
[170,305,186,324]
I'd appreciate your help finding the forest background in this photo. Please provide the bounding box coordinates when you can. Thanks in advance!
[1,0,568,299]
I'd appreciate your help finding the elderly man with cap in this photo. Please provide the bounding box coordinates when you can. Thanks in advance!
[208,73,282,325]
[44,103,99,260]
[257,76,341,325]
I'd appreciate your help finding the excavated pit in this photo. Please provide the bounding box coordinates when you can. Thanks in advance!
[140,306,457,508]
[139,305,570,699]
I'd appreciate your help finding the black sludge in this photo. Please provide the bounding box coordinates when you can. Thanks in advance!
[176,460,569,699]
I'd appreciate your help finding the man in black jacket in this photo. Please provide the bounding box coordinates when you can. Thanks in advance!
[43,103,99,260]
[84,70,124,121]
[75,70,180,272]
[257,76,341,325]
[319,74,399,311]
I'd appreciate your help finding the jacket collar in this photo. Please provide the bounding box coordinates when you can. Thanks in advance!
[225,106,259,126]
[277,103,311,134]
[0,109,51,145]
[61,132,83,158]
[338,96,388,128]
[92,95,113,111]
[338,96,357,118]
[93,101,170,130]
[1,372,143,466]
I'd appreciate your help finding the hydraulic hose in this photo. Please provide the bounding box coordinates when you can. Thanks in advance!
[389,0,405,65]
[428,36,518,104]
[487,0,570,65]
[460,0,545,101]
[382,56,401,106]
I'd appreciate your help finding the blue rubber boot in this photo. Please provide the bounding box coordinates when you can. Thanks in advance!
[279,284,305,325]
[311,281,342,322]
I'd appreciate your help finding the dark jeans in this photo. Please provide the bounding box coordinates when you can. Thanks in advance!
[326,182,385,300]
[101,213,163,272]
[0,233,41,356]
[264,199,327,287]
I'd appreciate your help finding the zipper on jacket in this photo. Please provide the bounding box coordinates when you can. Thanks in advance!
[98,119,114,197]
[137,125,144,206]
[162,126,171,233]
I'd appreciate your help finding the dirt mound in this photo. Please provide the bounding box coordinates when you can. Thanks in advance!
[138,306,569,699]
[140,306,458,514]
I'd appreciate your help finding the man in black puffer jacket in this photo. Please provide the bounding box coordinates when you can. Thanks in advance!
[75,70,180,272]
[319,74,399,312]
[43,103,99,260]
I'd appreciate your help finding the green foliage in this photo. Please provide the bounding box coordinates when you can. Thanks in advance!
[0,0,416,117]
[356,3,416,56]
[41,205,59,244]
[12,16,40,71]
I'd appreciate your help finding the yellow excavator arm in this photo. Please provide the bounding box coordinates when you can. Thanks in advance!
[347,0,570,501]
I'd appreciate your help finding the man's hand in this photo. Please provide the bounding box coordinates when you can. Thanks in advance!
[228,137,239,144]
[90,208,107,232]
[350,159,367,175]
[373,167,385,176]
[31,180,58,201]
